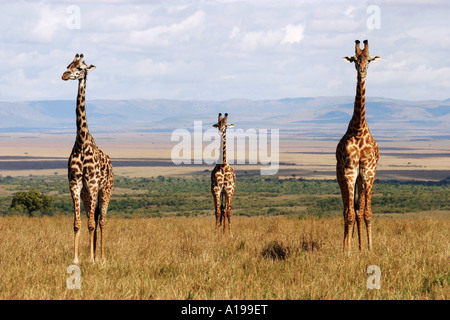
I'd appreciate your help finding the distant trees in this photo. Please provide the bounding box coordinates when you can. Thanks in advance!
[1,176,449,218]
[10,189,52,217]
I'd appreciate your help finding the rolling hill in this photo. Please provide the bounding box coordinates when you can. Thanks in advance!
[1,97,449,140]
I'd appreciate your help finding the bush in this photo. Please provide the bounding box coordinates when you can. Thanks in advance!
[10,189,53,217]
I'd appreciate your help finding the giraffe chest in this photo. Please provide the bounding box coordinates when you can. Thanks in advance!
[68,146,112,188]
[337,134,379,166]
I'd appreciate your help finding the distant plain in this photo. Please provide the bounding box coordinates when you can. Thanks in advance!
[1,132,449,181]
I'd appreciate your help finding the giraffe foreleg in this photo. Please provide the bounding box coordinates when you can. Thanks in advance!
[363,176,376,251]
[356,175,366,250]
[98,182,113,262]
[83,184,99,263]
[93,203,100,260]
[359,159,377,251]
[70,179,83,264]
[338,165,358,254]
[81,186,99,262]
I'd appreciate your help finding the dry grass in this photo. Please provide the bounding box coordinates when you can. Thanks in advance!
[0,213,448,300]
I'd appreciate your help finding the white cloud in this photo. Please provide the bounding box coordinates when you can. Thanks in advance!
[229,23,304,51]
[0,2,67,44]
[344,5,357,18]
[101,13,149,31]
[128,10,206,46]
[229,26,240,39]
[281,24,304,44]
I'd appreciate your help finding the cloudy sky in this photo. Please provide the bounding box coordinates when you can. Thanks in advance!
[0,0,449,102]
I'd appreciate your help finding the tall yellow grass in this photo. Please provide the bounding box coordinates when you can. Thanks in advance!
[0,214,448,300]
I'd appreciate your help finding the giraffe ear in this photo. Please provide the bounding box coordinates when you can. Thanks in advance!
[368,56,381,63]
[226,123,234,128]
[212,124,219,128]
[86,65,96,71]
[342,56,355,63]
[342,57,356,63]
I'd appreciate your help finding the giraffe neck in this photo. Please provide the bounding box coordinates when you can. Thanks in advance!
[347,75,368,137]
[219,132,228,165]
[75,76,90,146]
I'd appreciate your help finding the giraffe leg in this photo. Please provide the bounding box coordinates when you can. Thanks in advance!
[359,160,377,251]
[88,208,96,263]
[344,199,356,253]
[98,183,113,262]
[81,187,97,262]
[99,207,107,262]
[364,176,376,250]
[84,185,99,263]
[356,175,366,250]
[220,192,226,230]
[226,191,234,236]
[337,168,348,251]
[221,192,227,234]
[93,203,100,261]
[70,179,83,264]
[338,165,358,254]
[212,190,221,233]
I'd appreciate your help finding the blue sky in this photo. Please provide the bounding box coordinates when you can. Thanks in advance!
[0,0,449,102]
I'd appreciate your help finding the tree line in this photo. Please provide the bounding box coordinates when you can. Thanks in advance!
[1,175,449,218]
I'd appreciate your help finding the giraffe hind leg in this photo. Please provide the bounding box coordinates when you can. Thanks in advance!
[98,184,113,262]
[220,192,227,233]
[356,175,366,250]
[212,191,221,233]
[220,192,225,228]
[225,190,234,236]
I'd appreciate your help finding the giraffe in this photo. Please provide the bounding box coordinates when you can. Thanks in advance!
[62,53,114,264]
[211,113,236,234]
[336,40,381,253]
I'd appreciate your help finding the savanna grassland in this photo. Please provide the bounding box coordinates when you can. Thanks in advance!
[0,174,449,300]
[0,214,448,300]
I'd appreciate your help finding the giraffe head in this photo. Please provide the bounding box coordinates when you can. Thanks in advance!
[62,53,96,81]
[342,40,381,79]
[212,113,234,136]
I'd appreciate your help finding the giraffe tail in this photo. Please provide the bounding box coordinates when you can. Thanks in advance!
[219,192,226,226]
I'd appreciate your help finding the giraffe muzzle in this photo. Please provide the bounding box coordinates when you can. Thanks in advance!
[62,72,71,81]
